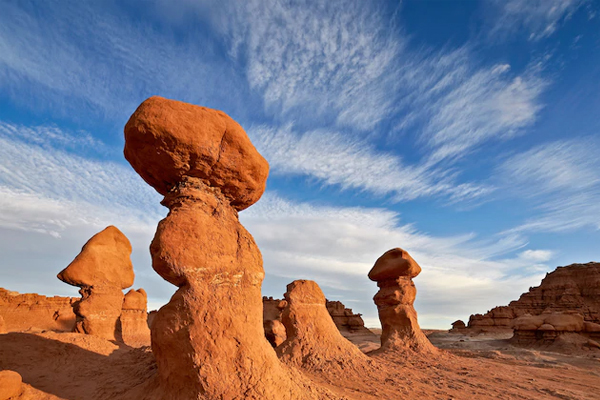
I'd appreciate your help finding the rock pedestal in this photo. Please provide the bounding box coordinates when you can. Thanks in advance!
[57,226,134,341]
[121,288,151,347]
[368,248,436,353]
[124,96,310,399]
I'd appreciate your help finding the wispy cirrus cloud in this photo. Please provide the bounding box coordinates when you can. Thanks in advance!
[250,124,492,203]
[488,0,587,41]
[499,137,600,233]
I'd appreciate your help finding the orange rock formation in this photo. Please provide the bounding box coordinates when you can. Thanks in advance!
[124,96,313,399]
[468,262,600,330]
[0,289,76,333]
[57,225,135,341]
[368,248,436,353]
[277,280,370,371]
[0,370,22,400]
[121,288,151,347]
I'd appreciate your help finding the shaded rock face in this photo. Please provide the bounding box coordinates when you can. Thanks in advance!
[124,97,308,399]
[121,289,151,347]
[277,280,369,371]
[450,320,466,332]
[368,248,436,353]
[57,226,134,341]
[263,297,288,347]
[468,262,600,330]
[0,370,22,400]
[0,289,76,333]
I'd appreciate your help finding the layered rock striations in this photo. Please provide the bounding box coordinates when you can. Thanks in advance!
[124,96,312,399]
[0,289,76,333]
[277,280,370,371]
[468,262,600,330]
[57,225,135,341]
[121,288,151,347]
[368,248,436,353]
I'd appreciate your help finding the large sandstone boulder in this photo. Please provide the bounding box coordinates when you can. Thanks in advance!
[124,96,269,211]
[0,370,22,400]
[120,289,151,347]
[57,226,134,341]
[0,288,76,333]
[368,248,436,353]
[277,280,370,371]
[124,97,313,399]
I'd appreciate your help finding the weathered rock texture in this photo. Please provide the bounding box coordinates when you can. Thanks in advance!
[277,280,370,372]
[0,288,76,333]
[57,226,135,341]
[263,297,288,347]
[511,312,600,351]
[121,289,151,347]
[450,320,466,332]
[326,300,370,333]
[124,96,312,399]
[368,248,436,353]
[0,370,22,400]
[468,262,600,330]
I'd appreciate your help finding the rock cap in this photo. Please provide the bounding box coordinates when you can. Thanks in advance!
[368,248,421,281]
[124,96,269,211]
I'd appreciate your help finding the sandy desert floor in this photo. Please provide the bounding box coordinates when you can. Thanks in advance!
[1,329,599,400]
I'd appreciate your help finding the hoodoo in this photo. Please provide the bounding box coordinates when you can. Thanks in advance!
[57,226,134,341]
[124,96,314,399]
[121,288,151,347]
[368,248,436,353]
[277,280,370,371]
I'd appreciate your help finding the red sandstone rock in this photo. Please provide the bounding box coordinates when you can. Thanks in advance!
[450,320,466,332]
[0,288,76,333]
[0,370,22,400]
[368,248,436,353]
[0,315,5,334]
[124,98,312,399]
[121,289,151,347]
[277,280,370,371]
[264,319,287,347]
[57,226,134,341]
[469,262,600,330]
[124,96,269,211]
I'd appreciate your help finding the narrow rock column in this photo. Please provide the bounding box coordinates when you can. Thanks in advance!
[124,96,312,399]
[368,248,436,353]
[121,288,151,347]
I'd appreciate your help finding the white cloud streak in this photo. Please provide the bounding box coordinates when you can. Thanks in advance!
[489,0,586,41]
[499,137,600,233]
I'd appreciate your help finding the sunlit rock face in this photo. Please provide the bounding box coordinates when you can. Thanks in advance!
[57,225,134,341]
[124,96,313,399]
[369,248,437,353]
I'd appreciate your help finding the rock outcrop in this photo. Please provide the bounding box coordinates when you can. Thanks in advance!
[277,280,370,371]
[0,288,76,333]
[263,297,288,347]
[0,370,22,400]
[57,226,135,341]
[468,262,600,330]
[326,300,370,333]
[450,320,466,332]
[124,96,311,399]
[368,248,436,353]
[121,288,151,347]
[511,312,600,351]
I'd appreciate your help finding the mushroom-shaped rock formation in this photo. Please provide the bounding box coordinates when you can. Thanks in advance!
[0,370,22,400]
[57,226,134,341]
[124,97,314,399]
[277,280,371,372]
[121,288,151,347]
[368,248,437,353]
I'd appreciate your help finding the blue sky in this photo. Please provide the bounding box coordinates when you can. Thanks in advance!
[0,0,599,329]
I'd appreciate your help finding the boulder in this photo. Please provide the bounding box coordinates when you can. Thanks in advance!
[0,370,22,400]
[368,248,436,353]
[57,226,134,340]
[124,96,269,211]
